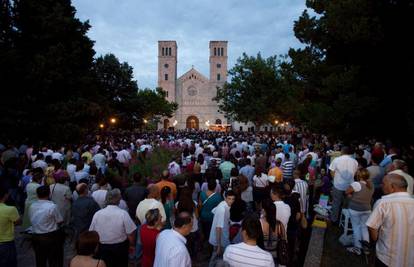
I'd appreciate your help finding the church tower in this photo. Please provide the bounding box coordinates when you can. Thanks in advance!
[158,41,177,102]
[209,41,228,86]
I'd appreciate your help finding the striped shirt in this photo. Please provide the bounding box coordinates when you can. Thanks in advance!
[294,179,308,213]
[366,192,414,267]
[223,242,274,267]
[282,160,294,179]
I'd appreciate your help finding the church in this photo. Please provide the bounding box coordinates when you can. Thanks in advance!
[157,40,229,131]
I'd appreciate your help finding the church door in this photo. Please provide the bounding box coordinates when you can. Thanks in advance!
[186,116,199,129]
[163,119,170,130]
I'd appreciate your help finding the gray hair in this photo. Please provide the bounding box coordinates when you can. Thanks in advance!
[392,159,407,171]
[105,188,122,206]
[386,173,408,190]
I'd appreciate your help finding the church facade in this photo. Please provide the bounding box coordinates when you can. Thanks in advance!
[158,40,228,130]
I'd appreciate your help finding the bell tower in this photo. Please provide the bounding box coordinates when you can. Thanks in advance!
[158,41,177,102]
[209,41,228,86]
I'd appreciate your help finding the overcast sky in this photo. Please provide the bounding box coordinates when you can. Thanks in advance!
[72,0,307,89]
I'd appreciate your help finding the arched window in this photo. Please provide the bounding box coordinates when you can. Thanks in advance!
[165,74,168,81]
[217,73,221,81]
[162,47,165,56]
[214,47,217,56]
[168,47,172,56]
[215,119,222,125]
[221,47,224,56]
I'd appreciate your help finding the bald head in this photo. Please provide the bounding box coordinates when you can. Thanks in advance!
[147,184,160,199]
[383,173,408,194]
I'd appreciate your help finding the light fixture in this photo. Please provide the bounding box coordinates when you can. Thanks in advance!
[110,118,116,124]
[173,120,178,126]
[99,124,104,129]
[205,120,210,126]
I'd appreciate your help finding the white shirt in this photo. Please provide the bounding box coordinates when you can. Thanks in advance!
[89,205,136,244]
[274,200,291,231]
[168,161,181,177]
[92,189,108,208]
[209,200,231,247]
[74,170,89,183]
[223,242,274,267]
[329,155,358,191]
[92,153,106,171]
[116,149,131,164]
[29,200,63,234]
[66,164,77,182]
[253,174,269,188]
[136,198,166,224]
[51,152,64,161]
[154,229,191,267]
[31,160,48,171]
[389,170,413,195]
[294,179,309,213]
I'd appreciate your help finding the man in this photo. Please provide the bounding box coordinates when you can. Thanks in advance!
[89,189,136,267]
[282,153,294,179]
[329,146,358,223]
[168,157,181,177]
[219,155,236,182]
[271,185,291,231]
[223,215,274,267]
[366,174,414,267]
[209,190,236,266]
[388,159,413,195]
[136,185,166,225]
[239,158,255,186]
[268,158,283,183]
[379,147,399,171]
[293,169,309,214]
[124,173,147,219]
[154,212,193,267]
[70,183,100,236]
[0,186,21,267]
[29,185,64,267]
[92,147,107,173]
[156,170,177,199]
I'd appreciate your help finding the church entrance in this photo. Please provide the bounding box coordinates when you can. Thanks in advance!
[163,119,170,130]
[186,116,199,129]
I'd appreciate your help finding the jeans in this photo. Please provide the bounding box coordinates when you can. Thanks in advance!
[330,187,345,222]
[349,209,371,248]
[0,241,17,267]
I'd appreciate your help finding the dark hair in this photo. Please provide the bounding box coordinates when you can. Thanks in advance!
[133,172,142,183]
[160,186,171,204]
[241,214,262,240]
[230,167,239,177]
[230,199,246,222]
[197,154,204,165]
[225,190,236,198]
[271,184,284,198]
[0,185,8,199]
[262,199,277,232]
[76,231,99,256]
[36,185,50,198]
[177,196,195,214]
[174,211,192,228]
[284,153,290,160]
[207,178,217,191]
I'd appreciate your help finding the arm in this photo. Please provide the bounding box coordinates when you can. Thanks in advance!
[345,185,354,195]
[216,227,223,254]
[368,226,378,241]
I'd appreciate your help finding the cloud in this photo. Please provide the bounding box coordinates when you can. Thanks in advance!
[72,0,307,89]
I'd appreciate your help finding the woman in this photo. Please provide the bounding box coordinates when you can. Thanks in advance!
[252,166,269,209]
[70,231,106,267]
[345,168,374,255]
[140,209,162,267]
[160,186,174,229]
[22,170,42,229]
[239,175,253,212]
[260,199,279,261]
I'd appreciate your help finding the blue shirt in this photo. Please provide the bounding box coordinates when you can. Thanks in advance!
[239,165,255,185]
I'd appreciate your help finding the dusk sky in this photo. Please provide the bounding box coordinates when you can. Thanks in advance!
[72,0,308,89]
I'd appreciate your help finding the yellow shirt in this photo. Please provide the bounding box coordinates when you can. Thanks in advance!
[268,167,283,182]
[0,203,19,242]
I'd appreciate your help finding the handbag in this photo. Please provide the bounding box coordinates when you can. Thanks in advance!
[275,205,289,265]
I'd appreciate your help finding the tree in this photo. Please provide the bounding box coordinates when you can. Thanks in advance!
[214,53,283,129]
[0,0,100,142]
[286,0,414,140]
[93,54,177,129]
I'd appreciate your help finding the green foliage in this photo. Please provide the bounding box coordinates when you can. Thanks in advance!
[286,0,414,140]
[0,0,177,142]
[214,53,282,128]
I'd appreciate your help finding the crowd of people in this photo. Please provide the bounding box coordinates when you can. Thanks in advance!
[0,130,414,267]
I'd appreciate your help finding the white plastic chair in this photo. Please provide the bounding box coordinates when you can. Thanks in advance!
[339,208,353,235]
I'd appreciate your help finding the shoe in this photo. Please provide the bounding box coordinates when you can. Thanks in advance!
[346,247,362,256]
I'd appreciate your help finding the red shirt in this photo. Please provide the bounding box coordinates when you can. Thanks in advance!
[140,224,160,267]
